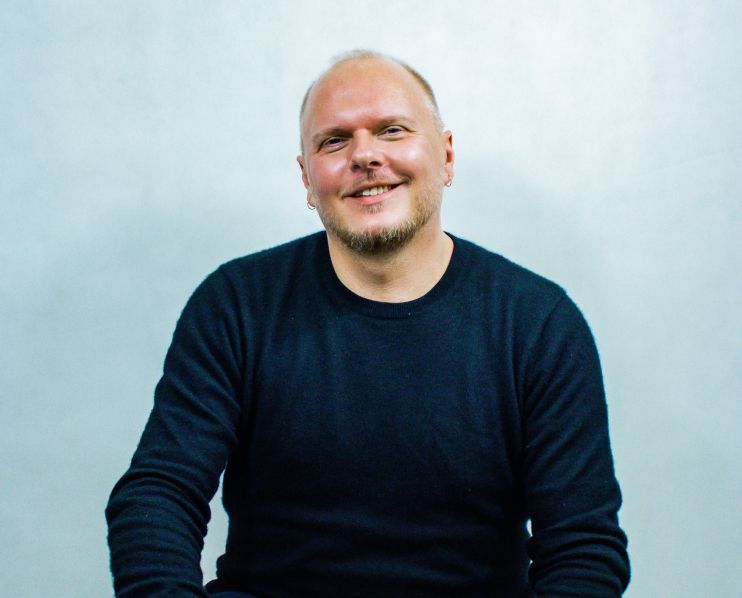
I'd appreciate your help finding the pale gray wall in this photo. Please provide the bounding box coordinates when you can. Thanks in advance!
[1,1,740,596]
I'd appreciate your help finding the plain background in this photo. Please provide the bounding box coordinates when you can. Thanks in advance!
[2,1,740,596]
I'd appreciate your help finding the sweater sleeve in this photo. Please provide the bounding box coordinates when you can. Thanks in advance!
[521,293,630,596]
[105,267,245,597]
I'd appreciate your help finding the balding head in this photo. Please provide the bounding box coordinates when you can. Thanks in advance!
[300,50,443,152]
[295,49,454,256]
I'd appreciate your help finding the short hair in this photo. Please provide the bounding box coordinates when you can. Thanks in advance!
[299,50,444,149]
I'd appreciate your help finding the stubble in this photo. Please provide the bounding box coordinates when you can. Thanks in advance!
[316,181,442,255]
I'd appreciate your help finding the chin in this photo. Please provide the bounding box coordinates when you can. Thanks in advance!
[318,188,441,255]
[327,214,429,255]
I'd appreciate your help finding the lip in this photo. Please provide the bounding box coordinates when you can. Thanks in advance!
[344,182,403,204]
[347,184,402,206]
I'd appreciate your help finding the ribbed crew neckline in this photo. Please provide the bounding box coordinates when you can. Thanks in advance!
[314,232,469,319]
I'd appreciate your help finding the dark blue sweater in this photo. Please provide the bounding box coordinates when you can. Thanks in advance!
[106,232,629,597]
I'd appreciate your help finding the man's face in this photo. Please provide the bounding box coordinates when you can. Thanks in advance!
[298,58,454,254]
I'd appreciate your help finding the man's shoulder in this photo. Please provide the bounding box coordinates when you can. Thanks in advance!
[209,231,324,289]
[189,232,324,306]
[221,231,325,273]
[452,235,588,346]
[452,234,565,300]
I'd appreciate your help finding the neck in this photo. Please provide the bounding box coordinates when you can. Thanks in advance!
[326,220,454,303]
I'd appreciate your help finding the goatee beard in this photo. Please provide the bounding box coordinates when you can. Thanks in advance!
[320,201,435,255]
[331,218,423,254]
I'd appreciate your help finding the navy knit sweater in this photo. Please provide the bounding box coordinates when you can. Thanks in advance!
[106,232,629,597]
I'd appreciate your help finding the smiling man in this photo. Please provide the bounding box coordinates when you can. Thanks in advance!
[106,51,630,597]
[298,55,452,273]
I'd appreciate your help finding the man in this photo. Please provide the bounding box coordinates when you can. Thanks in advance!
[106,50,630,597]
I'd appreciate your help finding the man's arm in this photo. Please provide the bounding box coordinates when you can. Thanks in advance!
[106,268,245,597]
[521,294,630,596]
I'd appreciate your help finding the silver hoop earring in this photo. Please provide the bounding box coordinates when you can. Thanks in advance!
[445,180,453,188]
[307,201,316,210]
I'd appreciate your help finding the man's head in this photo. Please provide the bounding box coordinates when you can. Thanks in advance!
[297,51,454,255]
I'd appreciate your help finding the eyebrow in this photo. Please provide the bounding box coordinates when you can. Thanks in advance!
[311,127,347,147]
[310,115,418,148]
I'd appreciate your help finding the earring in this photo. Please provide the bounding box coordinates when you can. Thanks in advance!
[307,201,316,210]
[445,179,453,188]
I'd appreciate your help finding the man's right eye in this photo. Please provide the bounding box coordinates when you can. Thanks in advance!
[321,137,345,149]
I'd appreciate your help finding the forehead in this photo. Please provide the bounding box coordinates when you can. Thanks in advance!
[303,59,434,132]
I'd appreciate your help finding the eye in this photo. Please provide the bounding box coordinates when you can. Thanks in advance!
[381,125,406,136]
[320,136,346,150]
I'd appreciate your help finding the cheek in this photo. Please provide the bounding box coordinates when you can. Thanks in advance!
[309,158,347,197]
[391,141,444,180]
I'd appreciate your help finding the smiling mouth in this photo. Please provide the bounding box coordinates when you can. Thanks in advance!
[350,184,401,198]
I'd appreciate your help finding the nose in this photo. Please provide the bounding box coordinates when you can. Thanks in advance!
[349,131,382,172]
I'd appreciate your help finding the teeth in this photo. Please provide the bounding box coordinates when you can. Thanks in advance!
[359,185,392,197]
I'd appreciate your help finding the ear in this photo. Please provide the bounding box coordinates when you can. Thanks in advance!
[296,155,315,206]
[441,130,454,184]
